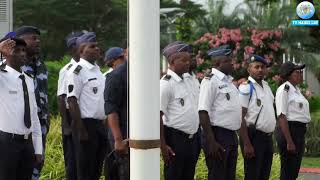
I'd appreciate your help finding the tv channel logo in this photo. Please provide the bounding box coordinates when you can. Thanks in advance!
[292,1,319,26]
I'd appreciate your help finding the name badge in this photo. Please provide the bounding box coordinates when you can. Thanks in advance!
[9,90,17,94]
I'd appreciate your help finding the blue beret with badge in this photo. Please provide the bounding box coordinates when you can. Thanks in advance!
[248,54,268,65]
[15,26,40,37]
[162,41,192,60]
[76,32,97,46]
[207,45,232,57]
[66,31,85,48]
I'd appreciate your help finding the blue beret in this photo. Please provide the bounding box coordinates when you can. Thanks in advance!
[104,47,124,63]
[76,32,97,46]
[15,26,40,37]
[4,31,17,39]
[66,31,85,48]
[249,54,268,65]
[207,45,232,57]
[163,41,192,59]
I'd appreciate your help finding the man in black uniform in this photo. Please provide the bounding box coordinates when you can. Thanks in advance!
[104,54,129,180]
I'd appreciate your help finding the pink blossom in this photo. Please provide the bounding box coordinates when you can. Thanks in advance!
[233,63,241,70]
[196,57,204,65]
[274,30,282,39]
[244,46,255,54]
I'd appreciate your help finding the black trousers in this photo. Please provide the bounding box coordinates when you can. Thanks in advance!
[202,126,238,180]
[0,132,34,180]
[240,130,273,180]
[275,121,307,180]
[163,126,200,180]
[62,110,77,180]
[106,129,130,180]
[73,118,108,180]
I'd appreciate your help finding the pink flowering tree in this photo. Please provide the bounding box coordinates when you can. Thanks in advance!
[193,28,285,89]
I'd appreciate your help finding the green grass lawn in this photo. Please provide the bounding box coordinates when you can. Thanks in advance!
[302,157,320,168]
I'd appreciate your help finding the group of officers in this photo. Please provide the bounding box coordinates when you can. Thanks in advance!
[160,41,311,180]
[0,27,129,180]
[0,26,312,180]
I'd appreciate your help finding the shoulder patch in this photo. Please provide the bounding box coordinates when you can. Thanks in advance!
[204,73,214,80]
[163,74,171,81]
[73,65,82,75]
[66,64,73,70]
[284,84,290,92]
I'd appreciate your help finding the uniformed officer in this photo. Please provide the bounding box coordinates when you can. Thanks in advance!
[66,32,107,180]
[160,41,200,180]
[198,45,241,180]
[275,62,311,180]
[15,25,49,180]
[0,36,42,180]
[103,46,126,180]
[239,54,276,180]
[104,50,129,180]
[57,31,84,180]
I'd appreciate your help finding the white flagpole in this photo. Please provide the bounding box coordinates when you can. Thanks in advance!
[129,0,160,180]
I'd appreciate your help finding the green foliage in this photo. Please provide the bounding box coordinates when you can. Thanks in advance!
[13,0,127,59]
[305,110,320,156]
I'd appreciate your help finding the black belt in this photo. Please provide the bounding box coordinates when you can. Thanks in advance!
[0,130,31,141]
[164,126,196,139]
[255,129,273,137]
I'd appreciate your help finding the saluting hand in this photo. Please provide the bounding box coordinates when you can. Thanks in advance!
[161,144,175,165]
[244,143,255,159]
[0,39,15,56]
[287,142,296,154]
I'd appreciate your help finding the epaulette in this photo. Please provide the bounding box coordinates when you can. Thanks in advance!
[163,74,171,81]
[204,73,214,80]
[66,64,73,70]
[284,84,290,92]
[73,65,82,75]
[0,63,7,72]
[0,69,7,72]
[24,72,34,78]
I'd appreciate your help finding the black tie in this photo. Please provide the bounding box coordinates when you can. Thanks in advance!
[19,75,31,128]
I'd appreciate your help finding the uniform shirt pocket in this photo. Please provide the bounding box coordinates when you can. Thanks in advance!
[87,79,100,95]
[174,90,188,109]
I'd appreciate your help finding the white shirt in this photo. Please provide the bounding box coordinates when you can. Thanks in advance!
[57,58,77,96]
[57,58,77,108]
[198,68,241,131]
[160,69,199,134]
[66,58,106,120]
[239,76,276,133]
[275,81,311,123]
[0,65,43,154]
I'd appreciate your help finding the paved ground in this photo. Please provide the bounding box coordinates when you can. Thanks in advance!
[299,168,320,180]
